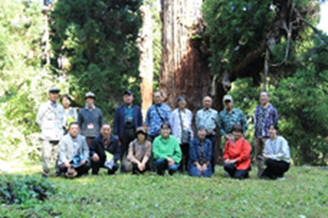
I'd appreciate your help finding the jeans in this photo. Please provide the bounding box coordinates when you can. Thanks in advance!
[206,134,216,173]
[188,164,213,178]
[58,162,91,177]
[260,158,290,179]
[155,158,179,176]
[224,163,250,179]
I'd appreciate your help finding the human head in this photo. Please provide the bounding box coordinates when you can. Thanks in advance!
[154,91,164,105]
[123,90,134,105]
[69,122,79,138]
[268,124,278,138]
[85,92,96,106]
[203,96,212,109]
[197,126,207,141]
[101,123,111,139]
[223,94,234,110]
[177,95,187,109]
[260,91,270,106]
[160,122,171,138]
[232,124,243,140]
[60,94,71,109]
[135,126,147,142]
[48,87,60,103]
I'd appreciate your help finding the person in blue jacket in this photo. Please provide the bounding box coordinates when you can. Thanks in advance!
[188,126,213,178]
[114,90,143,173]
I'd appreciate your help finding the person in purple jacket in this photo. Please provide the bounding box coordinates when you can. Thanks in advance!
[254,91,278,176]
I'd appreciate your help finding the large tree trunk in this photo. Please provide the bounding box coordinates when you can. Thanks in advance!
[138,4,154,122]
[159,0,211,112]
[159,0,224,164]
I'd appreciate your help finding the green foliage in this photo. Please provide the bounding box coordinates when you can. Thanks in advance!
[50,0,143,121]
[0,0,60,161]
[202,0,275,75]
[0,173,56,206]
[2,167,328,217]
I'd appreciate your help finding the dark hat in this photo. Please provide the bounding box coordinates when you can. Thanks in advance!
[135,126,147,137]
[176,95,187,103]
[124,90,133,96]
[49,87,60,93]
[85,91,96,100]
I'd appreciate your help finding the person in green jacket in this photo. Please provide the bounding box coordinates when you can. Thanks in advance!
[153,122,182,175]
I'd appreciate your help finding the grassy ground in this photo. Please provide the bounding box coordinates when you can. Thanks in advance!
[1,164,328,218]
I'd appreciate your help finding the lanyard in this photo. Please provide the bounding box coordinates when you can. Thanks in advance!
[85,108,94,123]
[270,139,276,154]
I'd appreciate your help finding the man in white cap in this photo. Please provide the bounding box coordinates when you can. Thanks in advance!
[36,87,65,178]
[78,92,104,147]
[218,94,248,141]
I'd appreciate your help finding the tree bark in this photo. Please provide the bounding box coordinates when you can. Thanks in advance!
[159,0,211,112]
[138,4,154,121]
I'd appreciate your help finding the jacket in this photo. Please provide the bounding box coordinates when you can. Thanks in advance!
[223,137,251,170]
[114,104,143,139]
[188,138,212,166]
[36,101,65,141]
[78,107,104,137]
[264,136,290,163]
[58,134,89,165]
[152,135,182,164]
[169,108,194,143]
[90,134,120,162]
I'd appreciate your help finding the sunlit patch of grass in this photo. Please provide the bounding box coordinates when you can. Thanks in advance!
[1,164,328,217]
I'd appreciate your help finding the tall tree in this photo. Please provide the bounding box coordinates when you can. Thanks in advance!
[50,0,143,119]
[159,0,212,112]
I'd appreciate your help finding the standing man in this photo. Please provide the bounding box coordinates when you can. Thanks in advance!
[218,94,248,141]
[36,87,65,178]
[196,96,219,173]
[145,91,172,142]
[114,90,143,173]
[78,92,104,147]
[90,123,120,175]
[254,91,279,176]
[57,122,91,178]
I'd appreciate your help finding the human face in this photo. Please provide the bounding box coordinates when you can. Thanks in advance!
[198,129,207,140]
[224,100,233,110]
[85,97,95,106]
[137,133,146,142]
[232,130,242,140]
[268,126,277,139]
[61,97,71,109]
[260,92,269,106]
[178,99,187,109]
[203,96,212,109]
[123,94,133,105]
[49,92,59,103]
[69,124,79,138]
[161,127,171,138]
[154,92,163,105]
[101,124,111,139]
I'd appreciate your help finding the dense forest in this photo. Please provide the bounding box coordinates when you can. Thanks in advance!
[0,0,327,165]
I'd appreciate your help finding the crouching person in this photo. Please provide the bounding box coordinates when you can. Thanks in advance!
[90,123,120,175]
[223,124,251,179]
[153,123,182,176]
[188,126,213,178]
[58,122,91,178]
[126,127,152,174]
[260,125,290,180]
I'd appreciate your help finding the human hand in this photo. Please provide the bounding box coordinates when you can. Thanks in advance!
[93,153,99,162]
[64,161,71,168]
[167,157,174,166]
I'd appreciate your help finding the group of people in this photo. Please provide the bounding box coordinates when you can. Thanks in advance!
[36,87,290,180]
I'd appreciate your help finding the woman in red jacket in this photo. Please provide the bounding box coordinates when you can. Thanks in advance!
[223,124,251,179]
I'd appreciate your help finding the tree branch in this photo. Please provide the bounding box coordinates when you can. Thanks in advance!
[293,7,322,36]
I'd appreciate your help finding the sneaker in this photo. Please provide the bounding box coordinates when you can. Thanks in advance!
[42,173,48,179]
[277,176,285,180]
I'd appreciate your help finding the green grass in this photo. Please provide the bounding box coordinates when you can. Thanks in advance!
[1,165,328,218]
